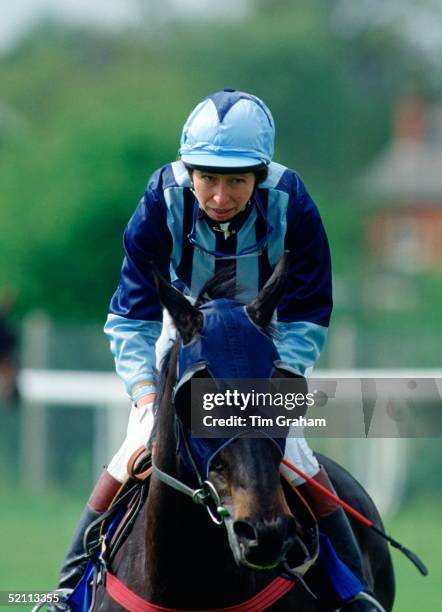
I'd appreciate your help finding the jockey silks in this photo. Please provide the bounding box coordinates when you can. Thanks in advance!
[104,160,332,397]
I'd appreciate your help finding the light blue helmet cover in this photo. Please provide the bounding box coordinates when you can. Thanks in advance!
[179,89,275,169]
[174,299,285,478]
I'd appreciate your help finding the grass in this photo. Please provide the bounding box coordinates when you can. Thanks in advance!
[0,487,439,610]
[385,498,441,611]
[0,488,83,611]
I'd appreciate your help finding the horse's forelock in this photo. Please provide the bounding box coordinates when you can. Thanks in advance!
[195,271,277,337]
[194,269,238,307]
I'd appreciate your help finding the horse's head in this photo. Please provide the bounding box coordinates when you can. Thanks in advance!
[153,254,298,569]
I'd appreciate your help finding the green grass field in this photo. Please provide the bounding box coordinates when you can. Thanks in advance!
[0,488,439,611]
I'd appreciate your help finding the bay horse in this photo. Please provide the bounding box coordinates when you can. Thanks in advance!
[92,257,395,611]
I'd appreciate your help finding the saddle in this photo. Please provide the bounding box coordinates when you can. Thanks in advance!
[94,447,153,568]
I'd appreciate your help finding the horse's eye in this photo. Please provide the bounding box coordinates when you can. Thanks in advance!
[211,458,227,473]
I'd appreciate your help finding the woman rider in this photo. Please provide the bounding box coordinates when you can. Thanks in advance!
[56,89,379,610]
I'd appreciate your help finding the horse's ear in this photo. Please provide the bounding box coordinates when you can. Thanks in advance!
[246,252,289,328]
[151,265,203,343]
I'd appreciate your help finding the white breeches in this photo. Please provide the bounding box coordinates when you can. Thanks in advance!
[106,310,319,485]
[106,310,176,483]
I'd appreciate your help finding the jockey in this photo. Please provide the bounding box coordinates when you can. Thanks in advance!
[56,90,379,610]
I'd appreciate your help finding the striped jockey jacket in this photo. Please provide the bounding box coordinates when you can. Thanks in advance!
[104,160,332,398]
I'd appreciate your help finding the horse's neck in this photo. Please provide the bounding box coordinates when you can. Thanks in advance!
[143,351,250,606]
[145,469,240,602]
[132,347,303,610]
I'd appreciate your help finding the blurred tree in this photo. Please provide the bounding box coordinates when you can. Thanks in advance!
[0,6,438,323]
[159,0,419,188]
[0,27,191,320]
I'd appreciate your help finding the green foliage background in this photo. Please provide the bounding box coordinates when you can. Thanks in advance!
[2,1,439,327]
[0,3,440,608]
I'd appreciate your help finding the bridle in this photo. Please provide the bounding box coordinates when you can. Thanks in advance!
[152,356,284,526]
[151,409,232,526]
[152,454,230,526]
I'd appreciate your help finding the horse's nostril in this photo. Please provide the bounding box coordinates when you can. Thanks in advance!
[233,520,257,543]
[286,516,297,540]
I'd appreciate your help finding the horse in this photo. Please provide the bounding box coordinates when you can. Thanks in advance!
[91,256,395,611]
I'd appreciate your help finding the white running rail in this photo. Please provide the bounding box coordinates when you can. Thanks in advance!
[18,368,442,516]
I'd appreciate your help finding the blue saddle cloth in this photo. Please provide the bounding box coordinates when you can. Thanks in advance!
[66,510,124,611]
[319,533,363,601]
[67,562,95,611]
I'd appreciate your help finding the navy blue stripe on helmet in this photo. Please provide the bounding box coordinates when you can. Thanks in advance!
[207,90,274,127]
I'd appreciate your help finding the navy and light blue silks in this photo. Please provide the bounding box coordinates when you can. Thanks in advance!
[104,160,333,399]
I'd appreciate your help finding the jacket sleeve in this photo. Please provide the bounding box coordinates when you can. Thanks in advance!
[274,176,333,376]
[104,172,173,397]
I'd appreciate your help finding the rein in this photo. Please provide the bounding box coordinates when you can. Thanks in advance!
[100,452,323,612]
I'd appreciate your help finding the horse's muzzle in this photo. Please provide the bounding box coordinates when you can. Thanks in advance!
[231,514,297,569]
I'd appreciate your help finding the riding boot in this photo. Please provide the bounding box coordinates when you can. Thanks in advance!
[297,466,382,611]
[56,470,122,592]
